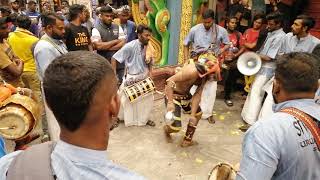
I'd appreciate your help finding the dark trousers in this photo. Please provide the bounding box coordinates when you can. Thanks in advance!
[117,68,125,85]
[223,68,241,100]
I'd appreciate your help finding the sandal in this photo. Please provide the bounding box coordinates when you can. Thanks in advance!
[146,120,156,127]
[224,99,233,107]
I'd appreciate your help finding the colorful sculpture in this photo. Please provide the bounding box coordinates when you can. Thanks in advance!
[132,0,170,66]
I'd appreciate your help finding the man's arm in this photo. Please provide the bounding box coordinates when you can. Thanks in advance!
[190,80,204,117]
[236,122,279,180]
[165,66,194,111]
[183,45,190,63]
[219,27,231,54]
[2,59,23,78]
[109,39,125,51]
[91,28,121,50]
[111,57,117,74]
[109,26,126,51]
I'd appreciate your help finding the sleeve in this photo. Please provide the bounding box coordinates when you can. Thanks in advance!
[0,137,6,158]
[238,32,244,47]
[118,26,126,40]
[34,44,58,80]
[236,123,279,180]
[112,45,130,64]
[260,35,285,59]
[0,151,22,179]
[91,28,101,42]
[220,28,230,45]
[84,27,91,44]
[183,28,195,46]
[0,50,13,69]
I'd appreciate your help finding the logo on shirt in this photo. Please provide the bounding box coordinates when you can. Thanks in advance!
[75,32,89,46]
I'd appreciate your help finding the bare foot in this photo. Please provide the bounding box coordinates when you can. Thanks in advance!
[163,125,173,143]
[180,139,198,147]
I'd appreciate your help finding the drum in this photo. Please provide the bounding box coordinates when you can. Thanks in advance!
[0,94,40,140]
[208,162,237,180]
[124,77,155,102]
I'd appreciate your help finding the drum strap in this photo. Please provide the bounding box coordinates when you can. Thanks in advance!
[6,141,56,180]
[280,107,320,150]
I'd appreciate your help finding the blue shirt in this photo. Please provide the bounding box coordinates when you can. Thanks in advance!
[237,99,320,180]
[279,33,320,54]
[113,39,148,75]
[184,23,229,55]
[121,20,137,43]
[25,11,40,35]
[0,137,5,158]
[34,34,68,82]
[257,28,286,78]
[0,140,146,179]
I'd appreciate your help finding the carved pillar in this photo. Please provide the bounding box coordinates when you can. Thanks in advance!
[177,0,193,64]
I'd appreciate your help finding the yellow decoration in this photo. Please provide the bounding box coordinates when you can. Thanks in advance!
[178,0,193,64]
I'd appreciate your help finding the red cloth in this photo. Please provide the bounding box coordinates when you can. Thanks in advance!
[228,31,243,48]
[242,28,259,44]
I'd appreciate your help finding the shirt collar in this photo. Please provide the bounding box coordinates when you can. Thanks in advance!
[15,27,34,36]
[269,28,283,36]
[273,98,320,120]
[43,33,64,45]
[294,33,311,42]
[55,140,108,164]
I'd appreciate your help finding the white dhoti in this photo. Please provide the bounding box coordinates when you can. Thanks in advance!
[258,77,275,120]
[190,80,217,119]
[118,74,154,127]
[41,87,60,141]
[241,74,271,125]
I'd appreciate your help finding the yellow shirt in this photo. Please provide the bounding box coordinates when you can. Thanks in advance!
[0,40,23,87]
[8,28,39,72]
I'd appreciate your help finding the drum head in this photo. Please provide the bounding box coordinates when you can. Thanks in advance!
[208,163,237,180]
[0,104,33,140]
[0,94,39,140]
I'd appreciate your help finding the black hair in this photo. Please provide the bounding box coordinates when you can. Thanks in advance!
[16,15,31,29]
[40,12,64,27]
[266,11,283,25]
[99,6,113,14]
[226,16,238,24]
[296,14,316,32]
[275,52,319,93]
[252,13,266,24]
[68,4,85,21]
[202,9,215,20]
[137,24,152,34]
[43,51,116,132]
[0,6,11,14]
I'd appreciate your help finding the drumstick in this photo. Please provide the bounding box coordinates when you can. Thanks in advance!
[0,126,16,130]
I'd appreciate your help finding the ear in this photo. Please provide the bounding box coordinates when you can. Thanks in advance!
[109,94,120,118]
[303,26,308,33]
[273,78,280,94]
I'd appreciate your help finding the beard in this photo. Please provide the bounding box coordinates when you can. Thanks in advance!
[51,31,64,40]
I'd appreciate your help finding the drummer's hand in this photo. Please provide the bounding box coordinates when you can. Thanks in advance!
[167,102,175,112]
[17,88,38,102]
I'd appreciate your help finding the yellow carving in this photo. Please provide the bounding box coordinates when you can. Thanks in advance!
[178,0,193,64]
[131,1,148,25]
[157,10,170,33]
[131,0,162,64]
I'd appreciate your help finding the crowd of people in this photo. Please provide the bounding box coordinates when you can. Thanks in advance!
[0,0,319,179]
